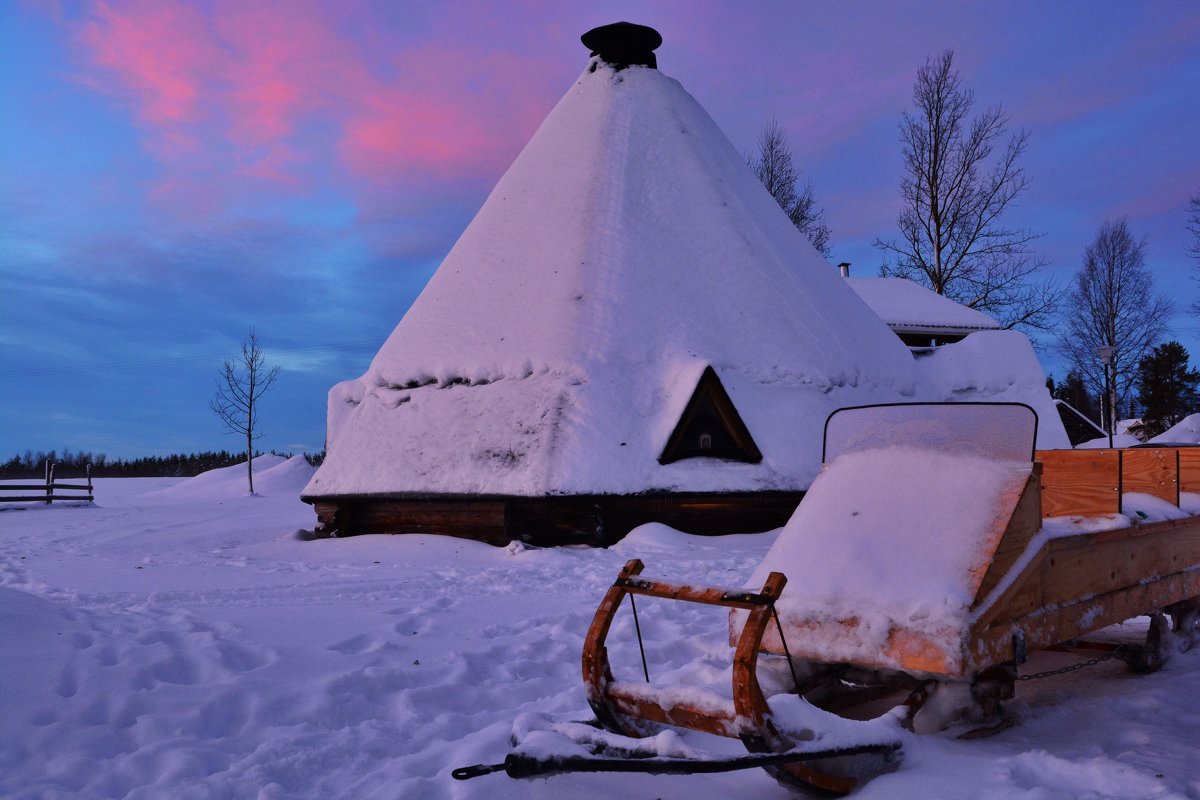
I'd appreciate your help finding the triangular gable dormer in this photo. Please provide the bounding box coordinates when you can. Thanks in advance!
[659,366,763,465]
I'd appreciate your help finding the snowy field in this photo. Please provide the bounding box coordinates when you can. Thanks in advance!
[3,460,1200,799]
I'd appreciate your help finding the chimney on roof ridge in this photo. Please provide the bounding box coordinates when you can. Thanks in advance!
[838,262,851,278]
[581,22,662,70]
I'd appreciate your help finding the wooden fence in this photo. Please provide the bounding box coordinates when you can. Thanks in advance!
[1037,447,1200,518]
[0,462,94,505]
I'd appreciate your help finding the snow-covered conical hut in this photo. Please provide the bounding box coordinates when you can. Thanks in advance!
[302,23,1067,545]
[301,23,918,544]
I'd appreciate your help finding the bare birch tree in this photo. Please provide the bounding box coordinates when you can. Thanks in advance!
[1188,191,1200,315]
[210,329,280,494]
[875,50,1062,331]
[750,120,832,258]
[1059,218,1171,423]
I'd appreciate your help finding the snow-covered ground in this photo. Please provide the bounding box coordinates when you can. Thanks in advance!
[3,464,1200,799]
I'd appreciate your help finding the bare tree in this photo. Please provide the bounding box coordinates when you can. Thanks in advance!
[1059,218,1171,426]
[874,51,1062,331]
[749,120,832,258]
[1188,191,1200,315]
[210,329,280,494]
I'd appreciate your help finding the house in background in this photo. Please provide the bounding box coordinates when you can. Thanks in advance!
[301,23,1069,546]
[1055,400,1108,446]
[844,272,1003,350]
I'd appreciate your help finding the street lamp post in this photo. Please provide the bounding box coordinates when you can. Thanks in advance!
[1096,346,1117,449]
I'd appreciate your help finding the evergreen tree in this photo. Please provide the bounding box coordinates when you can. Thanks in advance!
[1131,341,1200,440]
[1052,369,1099,422]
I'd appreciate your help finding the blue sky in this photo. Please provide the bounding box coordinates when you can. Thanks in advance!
[2,1,1198,460]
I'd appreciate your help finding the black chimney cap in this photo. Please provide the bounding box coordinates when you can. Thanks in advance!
[581,22,661,70]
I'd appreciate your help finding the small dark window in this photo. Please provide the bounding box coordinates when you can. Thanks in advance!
[659,366,762,465]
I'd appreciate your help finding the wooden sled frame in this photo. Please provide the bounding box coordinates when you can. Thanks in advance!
[578,442,1200,795]
[582,558,881,795]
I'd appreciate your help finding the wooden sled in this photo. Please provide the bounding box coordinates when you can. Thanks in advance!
[582,558,903,795]
[458,404,1200,796]
[580,404,1200,795]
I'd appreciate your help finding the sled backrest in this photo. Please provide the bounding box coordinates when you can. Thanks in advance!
[822,402,1038,465]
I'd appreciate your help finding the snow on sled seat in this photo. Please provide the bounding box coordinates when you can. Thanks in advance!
[733,402,1042,678]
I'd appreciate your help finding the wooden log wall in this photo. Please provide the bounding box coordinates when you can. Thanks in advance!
[307,490,806,547]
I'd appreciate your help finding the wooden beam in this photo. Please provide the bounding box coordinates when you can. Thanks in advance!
[605,685,739,738]
[974,470,1043,602]
[970,569,1200,672]
[968,515,1200,673]
[614,575,781,610]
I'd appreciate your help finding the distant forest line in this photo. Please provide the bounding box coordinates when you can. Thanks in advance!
[0,449,324,479]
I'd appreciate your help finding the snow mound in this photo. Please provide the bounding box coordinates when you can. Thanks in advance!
[745,445,1032,669]
[1121,492,1190,522]
[1076,434,1141,449]
[150,455,313,499]
[1151,413,1200,443]
[914,331,1069,451]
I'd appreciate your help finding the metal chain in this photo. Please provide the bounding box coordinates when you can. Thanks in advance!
[1016,653,1116,682]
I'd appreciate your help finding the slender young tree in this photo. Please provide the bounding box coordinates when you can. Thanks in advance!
[209,329,280,494]
[1188,191,1200,315]
[1059,218,1171,425]
[749,120,832,258]
[874,51,1061,331]
[1129,341,1200,440]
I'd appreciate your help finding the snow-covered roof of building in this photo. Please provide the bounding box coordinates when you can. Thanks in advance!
[302,28,1069,502]
[846,277,1001,335]
[303,52,918,499]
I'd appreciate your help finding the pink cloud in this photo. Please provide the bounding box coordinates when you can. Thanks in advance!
[78,0,219,125]
[62,0,560,211]
[339,44,554,183]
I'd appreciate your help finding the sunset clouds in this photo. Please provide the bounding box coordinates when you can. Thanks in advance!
[67,0,557,211]
[2,1,1198,458]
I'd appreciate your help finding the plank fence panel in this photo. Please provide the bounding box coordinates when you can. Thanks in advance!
[1036,449,1120,518]
[1179,449,1200,495]
[1122,448,1179,505]
[0,463,94,505]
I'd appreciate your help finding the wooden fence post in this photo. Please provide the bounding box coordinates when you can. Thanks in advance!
[45,460,53,505]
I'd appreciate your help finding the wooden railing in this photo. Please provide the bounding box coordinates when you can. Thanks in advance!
[1036,447,1200,518]
[0,462,94,505]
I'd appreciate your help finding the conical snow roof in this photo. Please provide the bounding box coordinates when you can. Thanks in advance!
[304,48,917,499]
